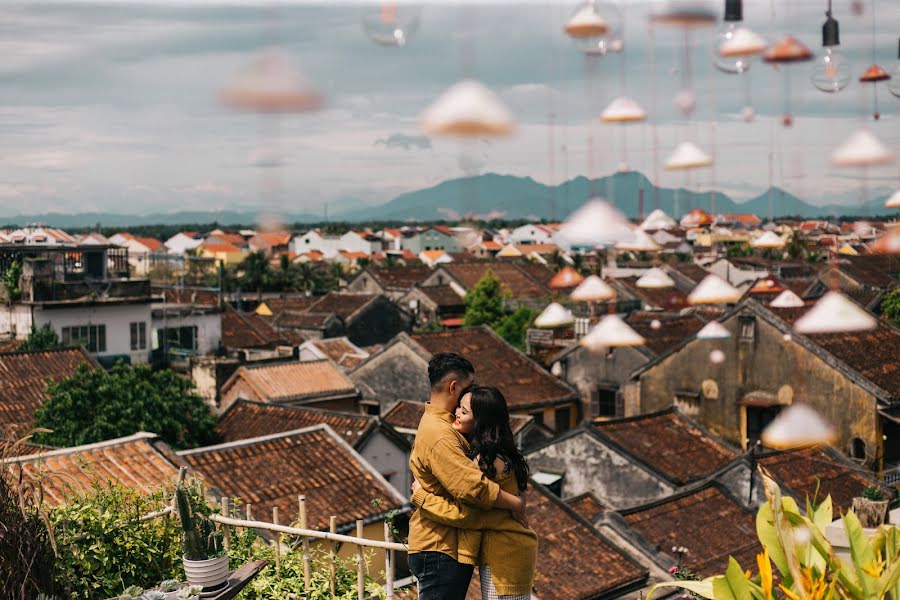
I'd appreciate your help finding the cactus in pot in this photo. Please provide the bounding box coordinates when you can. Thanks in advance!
[175,482,228,590]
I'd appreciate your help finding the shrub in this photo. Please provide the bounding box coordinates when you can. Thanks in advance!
[862,485,885,501]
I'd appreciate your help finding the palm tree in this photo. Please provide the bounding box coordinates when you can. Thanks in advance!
[239,251,271,301]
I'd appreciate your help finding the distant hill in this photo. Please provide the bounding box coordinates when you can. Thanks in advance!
[2,172,888,228]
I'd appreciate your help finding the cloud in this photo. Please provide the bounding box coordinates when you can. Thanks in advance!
[374,133,432,150]
[186,182,230,195]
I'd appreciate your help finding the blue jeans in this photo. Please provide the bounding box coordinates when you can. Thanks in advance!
[408,551,474,600]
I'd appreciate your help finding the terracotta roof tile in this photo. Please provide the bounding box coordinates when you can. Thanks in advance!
[179,426,405,531]
[368,266,433,290]
[222,309,304,349]
[153,286,219,306]
[442,262,551,299]
[6,433,181,505]
[419,285,465,308]
[382,400,427,431]
[412,327,577,409]
[310,337,369,368]
[308,293,378,322]
[625,313,706,357]
[564,492,607,522]
[136,237,163,251]
[616,277,689,311]
[834,255,899,288]
[621,485,760,577]
[227,359,356,403]
[595,410,737,485]
[215,399,376,447]
[0,347,94,438]
[261,296,321,314]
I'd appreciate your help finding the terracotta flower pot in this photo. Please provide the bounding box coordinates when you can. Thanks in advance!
[852,497,889,528]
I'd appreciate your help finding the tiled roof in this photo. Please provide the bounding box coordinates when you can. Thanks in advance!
[206,232,246,246]
[308,292,378,322]
[178,425,405,531]
[274,310,337,329]
[508,261,556,289]
[201,242,242,254]
[310,337,369,368]
[215,399,376,447]
[369,265,433,290]
[136,237,163,251]
[227,359,357,403]
[666,262,710,284]
[412,327,577,409]
[6,433,181,505]
[616,277,688,311]
[515,243,560,256]
[530,483,647,599]
[421,249,448,262]
[564,492,606,523]
[621,484,760,577]
[835,255,898,288]
[383,400,427,431]
[261,296,321,315]
[222,309,303,349]
[0,347,94,438]
[625,313,706,357]
[153,286,219,306]
[419,285,464,308]
[252,231,292,247]
[757,446,885,515]
[595,409,737,485]
[442,262,551,299]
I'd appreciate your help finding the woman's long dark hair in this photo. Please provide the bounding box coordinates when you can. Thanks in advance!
[459,385,529,492]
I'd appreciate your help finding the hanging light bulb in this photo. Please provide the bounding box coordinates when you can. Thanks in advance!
[565,2,622,57]
[810,5,851,93]
[713,0,765,74]
[361,3,421,47]
[889,38,900,98]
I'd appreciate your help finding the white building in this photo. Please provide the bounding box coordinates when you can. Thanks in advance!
[164,232,204,255]
[291,230,382,258]
[509,224,556,245]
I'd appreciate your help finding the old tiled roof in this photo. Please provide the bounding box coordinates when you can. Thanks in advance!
[626,313,706,357]
[178,425,405,531]
[262,296,321,314]
[136,237,163,252]
[227,359,357,403]
[442,262,551,298]
[6,433,181,505]
[665,262,710,285]
[530,483,647,599]
[308,292,379,323]
[419,285,464,308]
[309,337,369,369]
[616,277,688,311]
[835,255,899,288]
[274,310,338,330]
[222,309,304,349]
[0,347,94,438]
[595,409,738,485]
[412,327,577,409]
[153,286,219,307]
[621,484,760,577]
[757,446,885,515]
[509,261,556,289]
[383,400,426,431]
[215,399,376,447]
[564,492,606,523]
[369,265,433,290]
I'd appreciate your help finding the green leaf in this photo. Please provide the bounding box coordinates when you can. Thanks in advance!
[711,557,752,600]
[843,510,877,597]
[756,502,792,587]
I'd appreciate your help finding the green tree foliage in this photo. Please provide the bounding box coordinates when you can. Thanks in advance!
[494,307,536,351]
[18,323,61,352]
[883,286,900,329]
[3,259,22,301]
[33,363,218,450]
[463,271,505,328]
[238,251,272,293]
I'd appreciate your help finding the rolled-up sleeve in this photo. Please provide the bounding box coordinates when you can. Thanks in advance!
[427,436,500,509]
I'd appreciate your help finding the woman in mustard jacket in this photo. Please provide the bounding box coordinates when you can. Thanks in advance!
[411,386,538,599]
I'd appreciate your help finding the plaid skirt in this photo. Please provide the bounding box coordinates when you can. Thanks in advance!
[479,565,531,600]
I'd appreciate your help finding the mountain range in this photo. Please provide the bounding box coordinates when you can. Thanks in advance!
[1,172,890,228]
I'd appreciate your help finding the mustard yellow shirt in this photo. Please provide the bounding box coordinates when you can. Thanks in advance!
[407,403,501,560]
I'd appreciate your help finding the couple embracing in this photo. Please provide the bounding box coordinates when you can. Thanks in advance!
[407,353,537,600]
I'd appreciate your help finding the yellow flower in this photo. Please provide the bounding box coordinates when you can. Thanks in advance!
[863,558,886,578]
[781,567,835,600]
[757,550,773,600]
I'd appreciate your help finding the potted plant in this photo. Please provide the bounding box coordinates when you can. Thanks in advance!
[175,483,228,591]
[852,484,890,528]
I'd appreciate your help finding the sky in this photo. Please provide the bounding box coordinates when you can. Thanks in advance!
[0,0,898,219]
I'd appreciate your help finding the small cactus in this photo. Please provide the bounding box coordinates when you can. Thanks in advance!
[175,482,224,560]
[177,585,203,600]
[141,592,166,600]
[119,585,144,600]
[158,580,180,592]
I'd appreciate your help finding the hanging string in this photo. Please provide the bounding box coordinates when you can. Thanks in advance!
[649,23,660,211]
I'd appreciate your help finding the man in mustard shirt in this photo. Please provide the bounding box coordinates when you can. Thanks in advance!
[407,353,526,600]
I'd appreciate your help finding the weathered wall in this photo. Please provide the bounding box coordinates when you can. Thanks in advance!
[561,345,650,420]
[151,311,221,355]
[0,304,33,338]
[525,431,674,510]
[219,376,260,412]
[33,302,153,364]
[346,273,385,296]
[350,342,430,411]
[346,297,411,347]
[360,431,411,499]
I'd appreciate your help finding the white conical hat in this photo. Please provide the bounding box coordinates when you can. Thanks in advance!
[421,79,515,137]
[762,404,836,449]
[570,275,616,301]
[640,209,678,231]
[696,321,731,339]
[556,198,635,248]
[751,231,786,249]
[616,229,662,252]
[636,267,675,289]
[719,27,767,57]
[831,130,895,168]
[534,302,575,328]
[601,96,647,123]
[580,314,646,350]
[886,190,900,209]
[769,289,805,308]
[794,291,877,334]
[665,141,713,170]
[564,4,610,38]
[222,48,323,112]
[687,274,742,304]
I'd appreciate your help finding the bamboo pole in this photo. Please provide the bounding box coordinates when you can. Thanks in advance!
[299,495,312,590]
[245,503,252,535]
[329,516,337,598]
[384,521,394,600]
[206,513,405,550]
[221,497,230,552]
[273,506,281,573]
[356,519,365,600]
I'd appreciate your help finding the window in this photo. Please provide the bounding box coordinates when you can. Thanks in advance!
[849,438,867,461]
[739,316,756,341]
[62,324,106,353]
[675,392,700,417]
[531,411,544,427]
[591,388,620,418]
[130,322,147,350]
[555,406,571,433]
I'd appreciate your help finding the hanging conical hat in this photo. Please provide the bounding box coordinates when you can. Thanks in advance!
[222,48,323,112]
[687,274,742,305]
[640,209,678,231]
[616,229,662,252]
[650,1,717,27]
[421,79,515,137]
[570,275,616,301]
[549,266,585,290]
[534,302,576,328]
[831,129,894,167]
[762,36,813,63]
[751,231,786,248]
[636,267,675,289]
[556,198,635,247]
[719,27,767,57]
[565,4,610,38]
[794,291,877,334]
[696,321,731,339]
[769,289,805,308]
[869,229,900,255]
[859,64,891,82]
[580,314,646,350]
[601,96,647,123]
[762,404,836,449]
[885,190,900,209]
[665,142,712,170]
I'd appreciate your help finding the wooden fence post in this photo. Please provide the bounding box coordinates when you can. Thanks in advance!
[221,497,230,553]
[356,519,365,600]
[329,516,338,599]
[273,506,281,573]
[299,495,311,591]
[384,521,394,600]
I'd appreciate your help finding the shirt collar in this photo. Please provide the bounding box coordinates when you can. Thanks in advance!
[424,401,454,424]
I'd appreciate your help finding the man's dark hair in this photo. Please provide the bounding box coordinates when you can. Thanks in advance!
[428,353,475,390]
